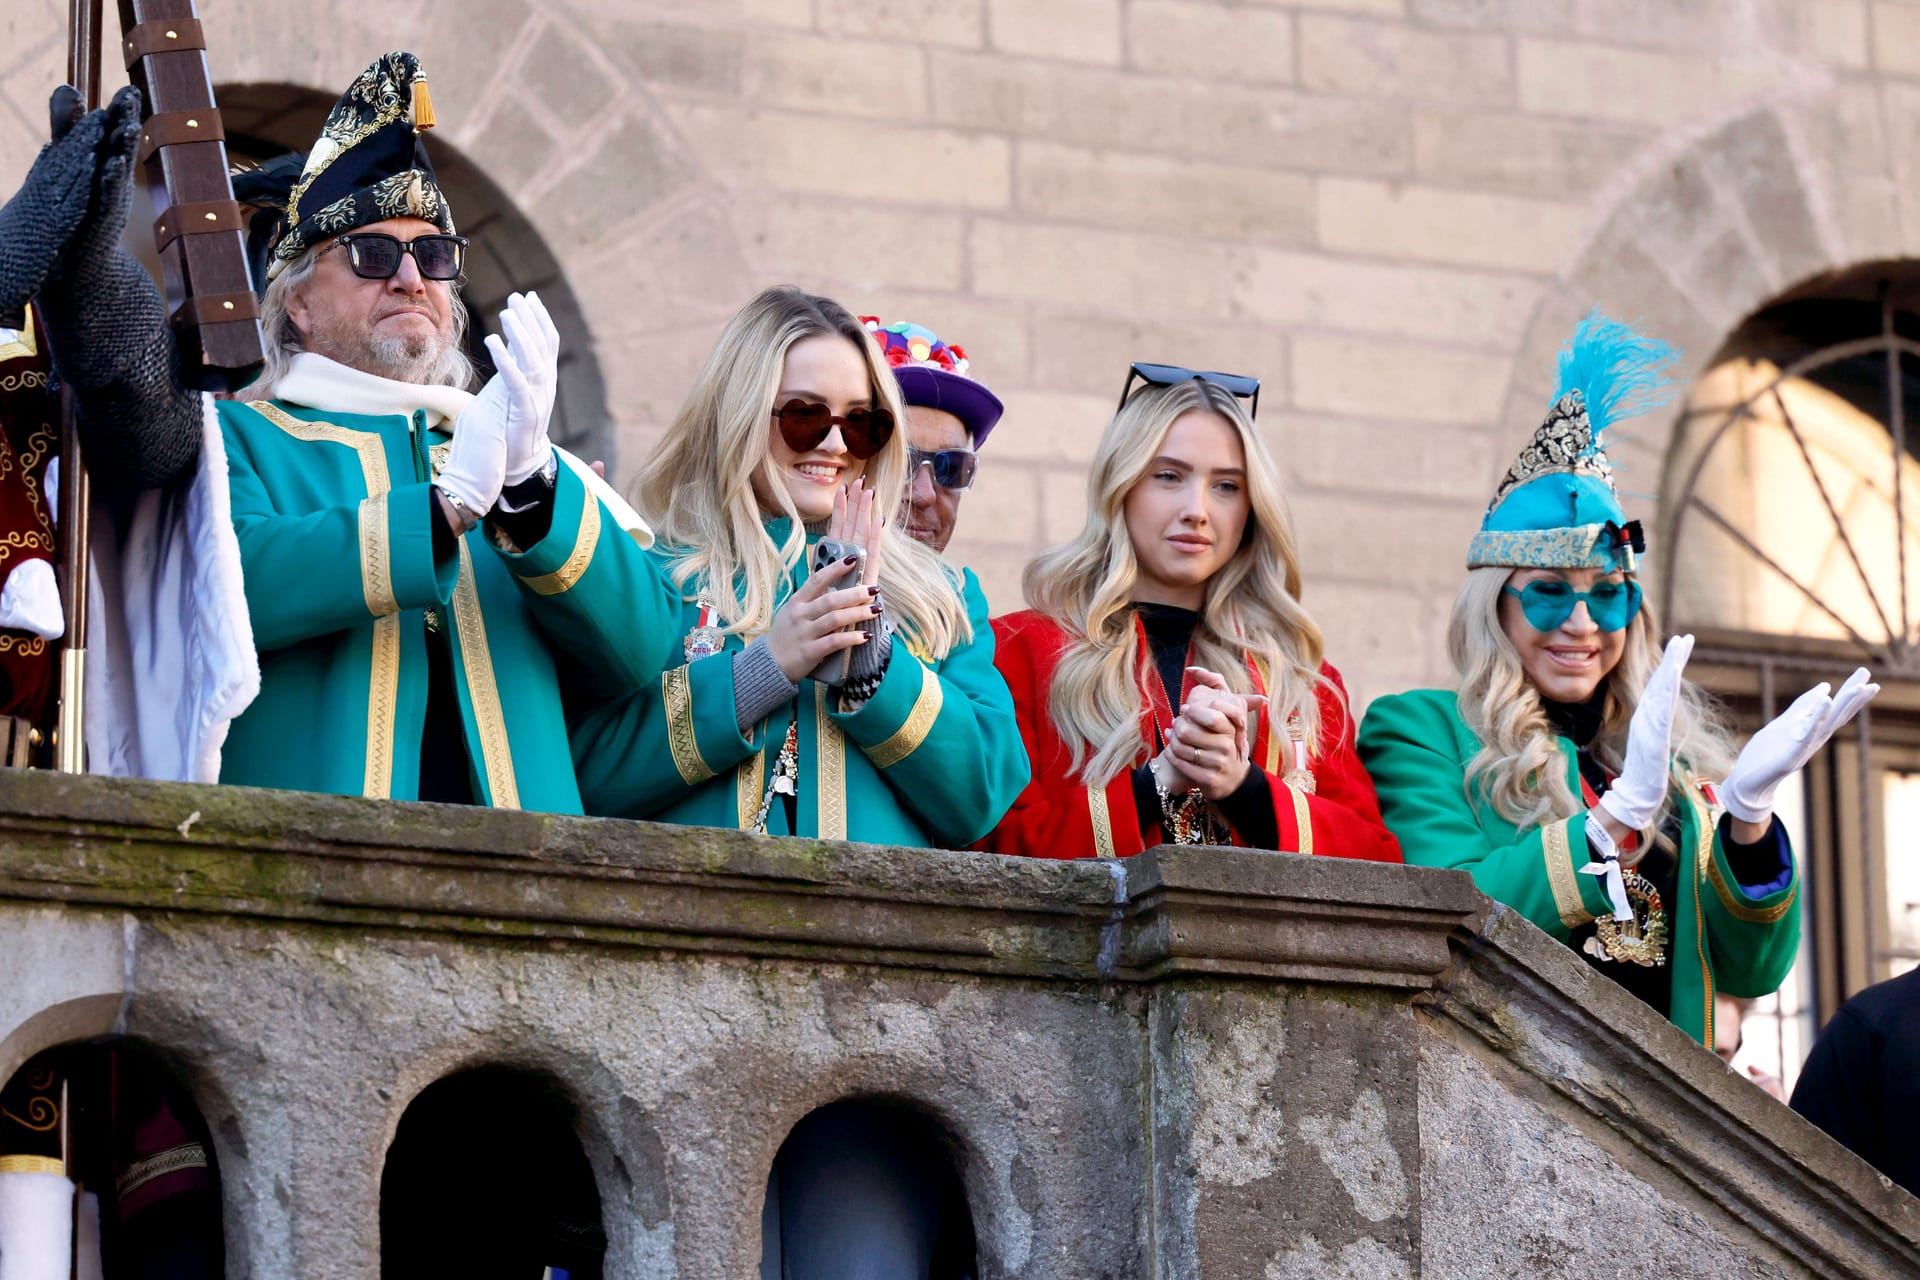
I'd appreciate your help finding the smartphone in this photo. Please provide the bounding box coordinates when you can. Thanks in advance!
[806,538,867,686]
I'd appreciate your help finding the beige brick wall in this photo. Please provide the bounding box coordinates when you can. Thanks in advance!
[6,0,1919,706]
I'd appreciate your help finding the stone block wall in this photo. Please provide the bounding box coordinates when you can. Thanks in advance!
[6,1,1920,704]
[0,772,1915,1277]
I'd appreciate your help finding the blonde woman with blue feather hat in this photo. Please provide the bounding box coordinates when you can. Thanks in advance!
[1358,314,1879,1046]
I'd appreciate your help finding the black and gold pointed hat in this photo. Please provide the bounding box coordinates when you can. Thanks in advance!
[257,52,452,281]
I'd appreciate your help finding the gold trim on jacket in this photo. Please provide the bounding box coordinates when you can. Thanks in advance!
[521,482,601,595]
[866,661,944,769]
[251,402,399,800]
[451,540,520,809]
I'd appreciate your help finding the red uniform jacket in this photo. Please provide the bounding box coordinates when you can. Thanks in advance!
[983,609,1401,863]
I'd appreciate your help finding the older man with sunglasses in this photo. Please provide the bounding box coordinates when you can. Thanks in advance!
[215,53,677,814]
[862,318,1004,554]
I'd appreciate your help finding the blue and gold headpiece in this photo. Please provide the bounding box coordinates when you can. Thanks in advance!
[1467,312,1679,573]
[256,52,451,282]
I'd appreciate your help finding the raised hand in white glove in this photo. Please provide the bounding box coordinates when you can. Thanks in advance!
[494,291,558,485]
[1596,633,1695,834]
[440,374,510,526]
[1720,667,1879,824]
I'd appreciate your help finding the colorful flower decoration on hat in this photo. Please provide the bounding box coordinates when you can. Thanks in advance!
[859,315,1005,447]
[862,317,970,376]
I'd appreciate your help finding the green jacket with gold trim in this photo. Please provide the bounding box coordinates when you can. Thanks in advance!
[570,529,1029,847]
[216,398,680,812]
[1357,687,1800,1046]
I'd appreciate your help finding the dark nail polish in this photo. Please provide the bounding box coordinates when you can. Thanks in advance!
[844,555,859,565]
[867,586,881,596]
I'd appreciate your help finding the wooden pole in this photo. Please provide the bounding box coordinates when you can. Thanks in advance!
[55,0,103,774]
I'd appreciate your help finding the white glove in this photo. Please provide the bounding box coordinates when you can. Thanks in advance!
[493,291,558,485]
[0,558,63,639]
[1597,633,1695,833]
[1721,667,1879,823]
[441,375,510,524]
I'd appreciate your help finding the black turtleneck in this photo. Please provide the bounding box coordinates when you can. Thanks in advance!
[1128,604,1278,850]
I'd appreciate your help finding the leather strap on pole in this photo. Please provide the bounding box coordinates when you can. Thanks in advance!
[121,16,204,66]
[153,199,243,252]
[135,107,224,163]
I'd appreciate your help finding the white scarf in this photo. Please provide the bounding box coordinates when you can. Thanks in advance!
[272,352,652,547]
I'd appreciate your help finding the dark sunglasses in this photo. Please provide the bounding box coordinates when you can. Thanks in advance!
[771,398,896,460]
[906,446,977,492]
[1504,579,1643,634]
[323,232,468,281]
[1120,362,1261,419]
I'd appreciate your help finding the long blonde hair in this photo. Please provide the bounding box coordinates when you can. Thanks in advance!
[1024,381,1327,787]
[1449,566,1736,834]
[636,286,969,655]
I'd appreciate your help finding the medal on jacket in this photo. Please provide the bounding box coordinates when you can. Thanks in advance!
[1282,722,1317,795]
[684,598,723,661]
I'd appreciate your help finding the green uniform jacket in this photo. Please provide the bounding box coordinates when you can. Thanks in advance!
[571,526,1030,848]
[1358,688,1800,1046]
[217,398,680,812]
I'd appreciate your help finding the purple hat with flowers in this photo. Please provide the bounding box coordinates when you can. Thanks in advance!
[861,316,1005,447]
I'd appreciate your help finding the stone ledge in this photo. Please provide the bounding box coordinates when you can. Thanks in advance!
[0,771,1484,988]
[1424,902,1920,1277]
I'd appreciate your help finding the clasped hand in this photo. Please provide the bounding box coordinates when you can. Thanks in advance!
[1158,666,1269,802]
[439,293,560,527]
[764,480,886,684]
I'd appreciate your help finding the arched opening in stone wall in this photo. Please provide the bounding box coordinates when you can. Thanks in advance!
[380,1064,605,1279]
[0,1038,223,1277]
[760,1096,977,1279]
[205,82,613,467]
[1663,259,1920,1092]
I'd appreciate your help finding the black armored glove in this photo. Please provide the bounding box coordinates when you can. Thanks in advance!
[34,85,203,495]
[0,86,101,328]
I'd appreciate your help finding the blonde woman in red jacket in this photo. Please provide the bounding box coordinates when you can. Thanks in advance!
[985,366,1400,863]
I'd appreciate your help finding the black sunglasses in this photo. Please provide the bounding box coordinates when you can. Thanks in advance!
[1119,362,1261,419]
[907,446,977,492]
[772,398,896,460]
[323,232,469,281]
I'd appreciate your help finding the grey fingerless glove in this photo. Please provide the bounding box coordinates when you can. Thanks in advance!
[733,635,799,732]
[0,86,96,327]
[36,86,202,495]
[838,612,892,711]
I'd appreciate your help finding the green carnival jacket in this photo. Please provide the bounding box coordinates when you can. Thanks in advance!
[217,398,680,812]
[1358,688,1800,1045]
[570,524,1029,848]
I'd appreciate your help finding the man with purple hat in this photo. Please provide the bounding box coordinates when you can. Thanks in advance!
[861,317,1004,554]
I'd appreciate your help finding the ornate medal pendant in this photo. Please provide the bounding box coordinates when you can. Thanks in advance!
[1281,733,1317,795]
[684,598,724,662]
[1583,868,1669,968]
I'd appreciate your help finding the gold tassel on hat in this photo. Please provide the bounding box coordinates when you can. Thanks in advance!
[411,78,436,131]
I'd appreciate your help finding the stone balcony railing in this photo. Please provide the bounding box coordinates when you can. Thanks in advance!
[1,770,1916,1278]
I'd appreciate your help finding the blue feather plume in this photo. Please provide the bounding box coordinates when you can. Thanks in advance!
[1551,310,1681,443]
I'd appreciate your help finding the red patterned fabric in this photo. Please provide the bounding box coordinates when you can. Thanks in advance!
[0,309,59,724]
[981,609,1402,863]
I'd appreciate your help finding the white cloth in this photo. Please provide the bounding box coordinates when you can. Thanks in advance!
[85,395,259,783]
[0,1171,76,1280]
[0,559,62,641]
[273,353,651,546]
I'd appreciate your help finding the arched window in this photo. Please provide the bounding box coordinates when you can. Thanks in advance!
[381,1066,605,1279]
[1664,262,1920,1088]
[0,1039,223,1277]
[206,83,613,466]
[761,1097,976,1280]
